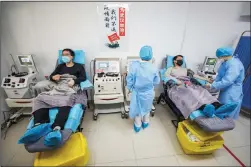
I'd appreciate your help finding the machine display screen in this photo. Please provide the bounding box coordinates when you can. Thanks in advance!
[206,58,217,66]
[18,55,33,66]
[99,62,109,68]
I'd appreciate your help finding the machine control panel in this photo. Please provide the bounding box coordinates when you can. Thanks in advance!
[94,73,122,95]
[2,76,29,89]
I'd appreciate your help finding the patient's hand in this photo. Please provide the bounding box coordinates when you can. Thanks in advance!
[177,80,183,86]
[52,74,61,81]
[68,79,75,87]
[205,83,211,89]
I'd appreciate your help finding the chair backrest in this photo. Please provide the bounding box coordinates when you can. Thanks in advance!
[166,55,186,68]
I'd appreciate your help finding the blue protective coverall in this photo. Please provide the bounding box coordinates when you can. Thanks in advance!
[126,61,160,119]
[211,57,245,119]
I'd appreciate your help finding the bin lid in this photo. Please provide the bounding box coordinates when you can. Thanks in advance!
[182,120,223,141]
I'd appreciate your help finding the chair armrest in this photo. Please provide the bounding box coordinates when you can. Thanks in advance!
[80,79,93,90]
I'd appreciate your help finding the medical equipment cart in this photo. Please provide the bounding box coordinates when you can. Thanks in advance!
[91,58,124,120]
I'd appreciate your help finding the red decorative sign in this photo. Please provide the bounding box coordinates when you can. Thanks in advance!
[99,4,129,50]
[119,7,126,36]
[108,33,120,42]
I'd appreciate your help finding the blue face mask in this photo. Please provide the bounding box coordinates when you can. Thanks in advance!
[62,56,71,63]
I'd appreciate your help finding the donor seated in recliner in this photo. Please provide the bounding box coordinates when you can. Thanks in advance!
[164,55,238,119]
[18,48,87,147]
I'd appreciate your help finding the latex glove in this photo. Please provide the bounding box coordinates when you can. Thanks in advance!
[207,78,214,84]
[127,88,132,95]
[68,79,75,87]
[52,74,61,81]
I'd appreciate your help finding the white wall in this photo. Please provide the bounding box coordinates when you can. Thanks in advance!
[181,2,250,69]
[0,1,9,124]
[0,2,250,111]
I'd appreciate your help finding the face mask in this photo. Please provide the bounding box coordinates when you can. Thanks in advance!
[218,59,224,63]
[218,58,227,63]
[176,60,183,66]
[62,56,71,63]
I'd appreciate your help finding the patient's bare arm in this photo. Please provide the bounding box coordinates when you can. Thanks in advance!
[193,74,210,82]
[187,68,209,82]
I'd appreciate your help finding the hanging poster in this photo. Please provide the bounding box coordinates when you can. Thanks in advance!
[97,3,129,52]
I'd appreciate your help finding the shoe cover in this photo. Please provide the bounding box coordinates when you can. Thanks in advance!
[18,123,52,144]
[202,104,215,118]
[134,124,141,133]
[215,102,238,119]
[142,122,149,129]
[44,130,62,147]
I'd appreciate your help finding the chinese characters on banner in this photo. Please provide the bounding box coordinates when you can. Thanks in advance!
[98,4,129,51]
[119,8,125,36]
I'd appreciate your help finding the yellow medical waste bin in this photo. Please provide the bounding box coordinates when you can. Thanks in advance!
[182,120,223,141]
[34,132,89,166]
[177,120,224,155]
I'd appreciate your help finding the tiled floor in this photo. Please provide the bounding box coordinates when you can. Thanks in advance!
[1,104,250,166]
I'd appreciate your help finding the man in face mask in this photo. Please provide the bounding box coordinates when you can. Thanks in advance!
[50,48,86,87]
[174,55,184,66]
[165,55,211,84]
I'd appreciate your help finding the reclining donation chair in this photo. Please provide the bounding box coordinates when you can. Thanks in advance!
[157,55,235,132]
[23,50,93,153]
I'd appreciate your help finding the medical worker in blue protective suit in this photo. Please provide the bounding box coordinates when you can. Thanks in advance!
[126,46,160,133]
[208,47,245,120]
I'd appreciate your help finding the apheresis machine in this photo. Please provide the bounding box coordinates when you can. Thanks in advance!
[197,56,218,80]
[123,57,156,118]
[92,58,124,120]
[1,55,38,108]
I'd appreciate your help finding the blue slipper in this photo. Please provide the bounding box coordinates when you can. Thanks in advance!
[142,122,149,129]
[202,104,215,118]
[18,123,52,144]
[215,102,238,119]
[44,130,62,147]
[134,124,141,133]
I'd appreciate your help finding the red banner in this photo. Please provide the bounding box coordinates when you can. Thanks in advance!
[119,7,126,36]
[108,32,120,42]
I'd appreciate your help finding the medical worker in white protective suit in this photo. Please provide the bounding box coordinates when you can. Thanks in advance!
[126,45,160,133]
[207,47,245,120]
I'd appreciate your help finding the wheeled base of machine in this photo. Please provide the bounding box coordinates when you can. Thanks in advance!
[93,103,124,121]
